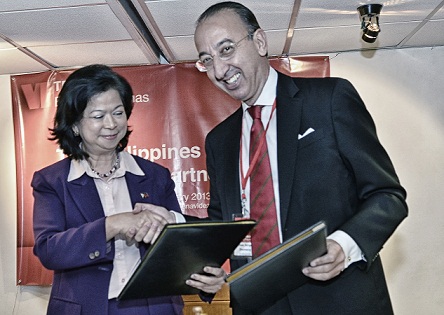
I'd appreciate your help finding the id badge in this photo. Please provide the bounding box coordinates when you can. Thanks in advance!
[231,213,253,259]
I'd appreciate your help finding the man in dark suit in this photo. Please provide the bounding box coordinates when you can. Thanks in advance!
[190,2,408,314]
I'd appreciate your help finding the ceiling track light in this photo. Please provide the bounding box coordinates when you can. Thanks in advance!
[357,4,383,43]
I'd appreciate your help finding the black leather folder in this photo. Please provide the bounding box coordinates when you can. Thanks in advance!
[227,221,327,312]
[117,220,256,300]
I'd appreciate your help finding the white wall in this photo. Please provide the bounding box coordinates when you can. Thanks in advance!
[1,46,443,314]
[329,46,444,315]
[0,76,52,314]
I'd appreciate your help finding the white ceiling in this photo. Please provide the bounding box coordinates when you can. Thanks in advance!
[1,0,443,76]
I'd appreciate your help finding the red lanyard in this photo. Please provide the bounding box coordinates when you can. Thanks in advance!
[240,100,277,207]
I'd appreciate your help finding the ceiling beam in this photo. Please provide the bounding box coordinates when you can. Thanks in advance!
[106,0,160,64]
[0,33,56,71]
[130,0,176,63]
[282,0,302,55]
[396,0,444,48]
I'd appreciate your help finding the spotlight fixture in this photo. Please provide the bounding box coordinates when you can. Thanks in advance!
[357,4,383,43]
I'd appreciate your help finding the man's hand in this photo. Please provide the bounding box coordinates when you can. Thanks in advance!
[186,266,227,294]
[302,239,345,281]
[125,203,176,244]
[106,203,176,245]
[132,203,176,223]
[106,209,166,244]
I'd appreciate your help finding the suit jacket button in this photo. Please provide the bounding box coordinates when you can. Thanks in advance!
[94,250,100,257]
[89,252,96,260]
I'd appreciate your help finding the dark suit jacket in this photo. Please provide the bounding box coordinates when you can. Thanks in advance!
[205,73,408,315]
[32,154,185,315]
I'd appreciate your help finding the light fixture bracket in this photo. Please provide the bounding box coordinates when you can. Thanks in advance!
[357,4,383,43]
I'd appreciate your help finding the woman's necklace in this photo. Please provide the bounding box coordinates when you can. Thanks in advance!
[90,154,120,178]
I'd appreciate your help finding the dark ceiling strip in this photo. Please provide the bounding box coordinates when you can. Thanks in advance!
[282,0,302,55]
[106,0,160,64]
[131,0,176,63]
[0,33,56,71]
[397,0,444,48]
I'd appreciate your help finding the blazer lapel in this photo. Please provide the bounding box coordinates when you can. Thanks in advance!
[276,74,303,230]
[67,174,104,222]
[125,171,150,205]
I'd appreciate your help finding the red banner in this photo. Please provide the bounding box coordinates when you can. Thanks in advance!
[11,56,329,285]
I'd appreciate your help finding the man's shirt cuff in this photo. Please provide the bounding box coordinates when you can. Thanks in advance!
[328,230,364,268]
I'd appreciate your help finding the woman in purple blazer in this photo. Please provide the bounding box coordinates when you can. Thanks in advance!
[32,64,186,315]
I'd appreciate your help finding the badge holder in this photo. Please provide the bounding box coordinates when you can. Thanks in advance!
[231,213,253,259]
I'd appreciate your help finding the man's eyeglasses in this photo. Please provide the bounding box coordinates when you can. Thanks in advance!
[195,34,253,72]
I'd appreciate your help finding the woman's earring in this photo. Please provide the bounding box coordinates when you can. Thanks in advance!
[73,129,79,137]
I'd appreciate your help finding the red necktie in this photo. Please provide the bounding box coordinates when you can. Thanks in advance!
[247,105,280,257]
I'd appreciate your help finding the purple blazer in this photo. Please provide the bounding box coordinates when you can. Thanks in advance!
[32,155,184,315]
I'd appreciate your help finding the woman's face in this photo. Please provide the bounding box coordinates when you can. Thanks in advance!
[73,89,128,157]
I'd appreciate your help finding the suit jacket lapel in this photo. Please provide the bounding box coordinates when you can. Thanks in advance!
[223,108,243,216]
[276,74,302,230]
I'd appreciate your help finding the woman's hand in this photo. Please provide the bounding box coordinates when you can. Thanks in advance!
[106,203,176,244]
[128,203,176,243]
[132,203,176,223]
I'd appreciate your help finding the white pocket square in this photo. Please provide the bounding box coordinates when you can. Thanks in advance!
[298,128,315,140]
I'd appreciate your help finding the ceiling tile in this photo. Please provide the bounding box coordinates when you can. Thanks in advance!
[0,48,49,75]
[0,1,107,12]
[0,4,131,47]
[30,40,150,69]
[296,0,444,28]
[165,35,197,62]
[430,4,444,19]
[0,0,443,75]
[145,0,296,37]
[0,37,14,49]
[402,19,444,47]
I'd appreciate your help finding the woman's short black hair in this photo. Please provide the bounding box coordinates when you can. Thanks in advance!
[49,64,133,160]
[196,1,261,35]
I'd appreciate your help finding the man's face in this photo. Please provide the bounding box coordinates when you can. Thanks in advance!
[194,10,268,105]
